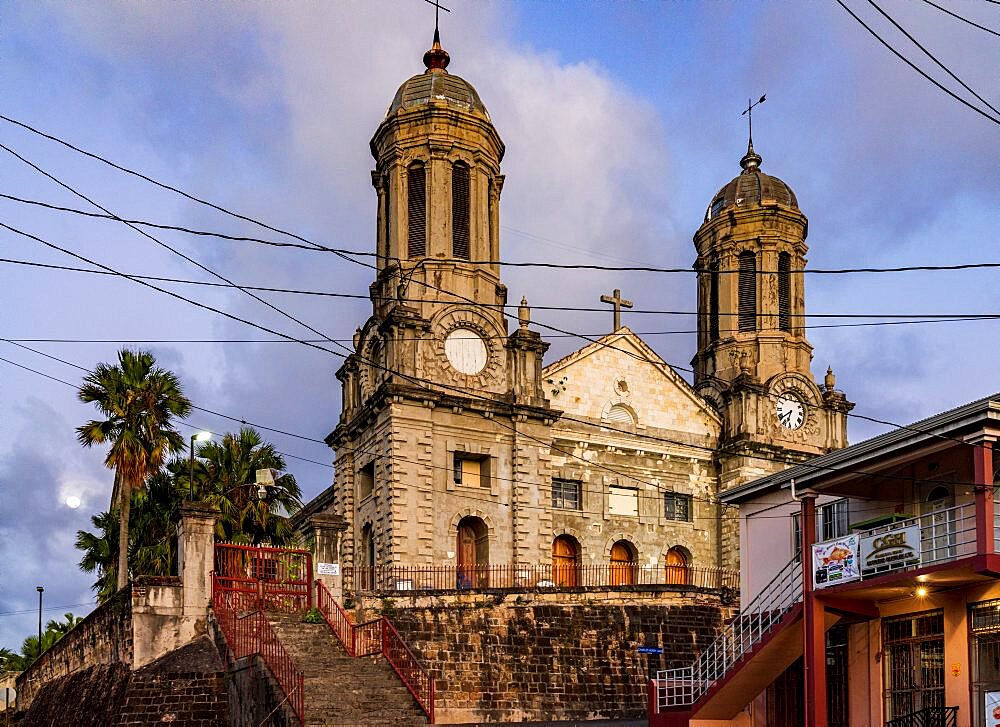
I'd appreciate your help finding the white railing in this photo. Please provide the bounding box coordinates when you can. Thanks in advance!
[655,555,803,709]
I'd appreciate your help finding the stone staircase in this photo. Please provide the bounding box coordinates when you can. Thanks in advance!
[267,612,429,726]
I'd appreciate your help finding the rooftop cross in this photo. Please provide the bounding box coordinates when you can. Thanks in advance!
[741,94,766,152]
[422,0,451,34]
[600,288,633,332]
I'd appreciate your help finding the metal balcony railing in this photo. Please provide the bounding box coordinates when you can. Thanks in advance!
[857,502,977,576]
[346,563,739,593]
[886,705,958,727]
[655,555,803,709]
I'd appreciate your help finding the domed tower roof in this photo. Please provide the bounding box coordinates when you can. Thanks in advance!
[386,29,491,122]
[704,143,798,223]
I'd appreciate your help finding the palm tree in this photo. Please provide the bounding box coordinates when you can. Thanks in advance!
[76,510,119,601]
[195,427,302,545]
[77,349,191,591]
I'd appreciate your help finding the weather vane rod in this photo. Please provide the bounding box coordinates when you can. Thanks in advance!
[422,0,451,34]
[741,94,766,148]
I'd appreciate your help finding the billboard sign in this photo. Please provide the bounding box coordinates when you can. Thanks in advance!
[860,525,921,575]
[812,534,861,589]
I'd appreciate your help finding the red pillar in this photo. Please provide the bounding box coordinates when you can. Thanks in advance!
[801,492,827,727]
[974,439,995,556]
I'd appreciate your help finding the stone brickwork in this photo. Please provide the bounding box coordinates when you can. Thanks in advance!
[15,587,133,708]
[19,637,227,727]
[376,591,733,724]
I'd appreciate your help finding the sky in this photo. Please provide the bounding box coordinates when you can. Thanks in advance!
[1,0,997,650]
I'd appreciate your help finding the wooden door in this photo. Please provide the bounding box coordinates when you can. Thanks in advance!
[552,537,578,587]
[664,547,689,585]
[457,523,476,589]
[610,541,635,586]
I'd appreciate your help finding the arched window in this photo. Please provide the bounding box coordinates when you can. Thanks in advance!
[407,162,426,258]
[452,162,470,260]
[360,524,375,590]
[609,540,637,586]
[778,252,791,332]
[552,535,580,587]
[738,251,757,332]
[382,177,391,262]
[708,257,720,341]
[664,546,690,585]
[606,404,636,429]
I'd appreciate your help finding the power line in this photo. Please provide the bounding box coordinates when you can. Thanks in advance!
[7,255,1000,321]
[916,0,1000,38]
[834,0,1000,126]
[8,191,1000,276]
[866,0,1000,117]
[1,113,985,465]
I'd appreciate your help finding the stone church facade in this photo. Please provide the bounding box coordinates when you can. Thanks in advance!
[303,31,855,581]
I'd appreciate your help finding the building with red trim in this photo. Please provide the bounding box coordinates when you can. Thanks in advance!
[650,393,1000,727]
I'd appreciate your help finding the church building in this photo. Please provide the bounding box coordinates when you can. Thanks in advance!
[302,29,855,588]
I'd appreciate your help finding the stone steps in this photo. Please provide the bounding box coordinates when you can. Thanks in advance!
[266,612,429,727]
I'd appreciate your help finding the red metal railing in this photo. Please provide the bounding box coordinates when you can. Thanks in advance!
[212,588,305,724]
[315,580,435,723]
[346,563,739,593]
[214,542,312,612]
[383,617,435,722]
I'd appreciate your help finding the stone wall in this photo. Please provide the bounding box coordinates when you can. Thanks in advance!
[19,636,227,727]
[15,587,133,708]
[370,590,732,724]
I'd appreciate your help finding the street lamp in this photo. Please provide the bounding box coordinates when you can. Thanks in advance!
[188,431,213,501]
[36,586,43,659]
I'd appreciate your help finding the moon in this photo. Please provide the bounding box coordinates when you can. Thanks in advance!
[66,495,81,509]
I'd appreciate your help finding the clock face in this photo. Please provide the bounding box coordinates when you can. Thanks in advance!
[444,328,488,375]
[775,395,806,430]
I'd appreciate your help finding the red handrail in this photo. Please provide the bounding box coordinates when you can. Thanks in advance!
[315,580,435,723]
[212,588,305,724]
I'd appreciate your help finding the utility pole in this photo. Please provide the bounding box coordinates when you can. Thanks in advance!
[36,586,43,660]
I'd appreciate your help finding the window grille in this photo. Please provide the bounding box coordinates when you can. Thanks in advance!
[778,252,791,331]
[407,162,426,257]
[738,251,757,331]
[664,492,692,522]
[552,478,582,510]
[452,162,470,259]
[970,599,1000,633]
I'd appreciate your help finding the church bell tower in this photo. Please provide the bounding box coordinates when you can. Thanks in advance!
[328,30,555,576]
[692,141,853,491]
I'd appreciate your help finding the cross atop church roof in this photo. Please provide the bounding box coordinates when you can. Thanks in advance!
[600,288,633,332]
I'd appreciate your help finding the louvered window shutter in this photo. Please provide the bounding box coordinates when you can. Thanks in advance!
[407,163,426,258]
[778,252,791,331]
[452,163,470,259]
[709,258,720,341]
[738,252,757,332]
[383,177,391,261]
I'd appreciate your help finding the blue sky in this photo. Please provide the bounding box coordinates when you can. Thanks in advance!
[1,0,997,650]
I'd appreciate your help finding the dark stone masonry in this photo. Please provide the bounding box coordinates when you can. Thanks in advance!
[18,636,228,727]
[378,591,732,724]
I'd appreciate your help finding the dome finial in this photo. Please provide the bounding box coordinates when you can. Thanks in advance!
[422,0,451,72]
[739,94,766,172]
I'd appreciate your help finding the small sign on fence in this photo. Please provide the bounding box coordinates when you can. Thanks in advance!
[812,534,861,589]
[638,646,664,655]
[318,562,340,576]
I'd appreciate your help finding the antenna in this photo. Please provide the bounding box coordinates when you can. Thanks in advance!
[741,94,767,149]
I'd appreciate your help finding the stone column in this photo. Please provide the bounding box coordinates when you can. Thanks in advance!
[308,514,348,601]
[178,502,219,619]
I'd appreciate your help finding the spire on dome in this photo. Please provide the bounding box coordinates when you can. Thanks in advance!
[423,27,450,72]
[740,94,766,172]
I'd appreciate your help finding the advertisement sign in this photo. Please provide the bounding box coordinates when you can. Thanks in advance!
[812,534,860,589]
[984,690,1000,727]
[860,525,921,575]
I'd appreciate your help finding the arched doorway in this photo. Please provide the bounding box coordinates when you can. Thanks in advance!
[609,540,637,586]
[664,546,690,585]
[457,516,489,589]
[552,535,580,587]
